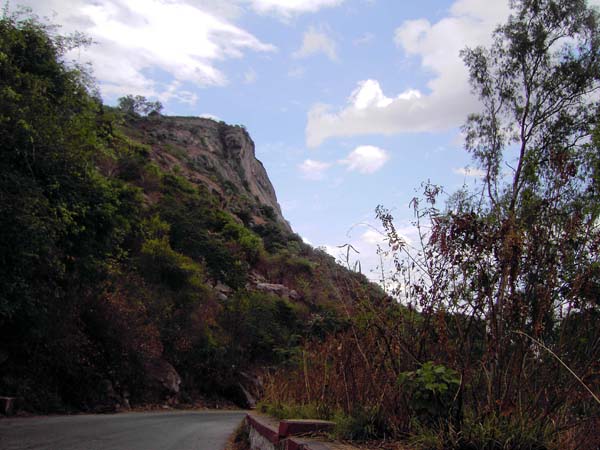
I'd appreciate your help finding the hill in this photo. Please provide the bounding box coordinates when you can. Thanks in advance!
[0,15,385,413]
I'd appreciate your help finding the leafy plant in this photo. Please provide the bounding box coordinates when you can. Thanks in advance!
[399,362,460,423]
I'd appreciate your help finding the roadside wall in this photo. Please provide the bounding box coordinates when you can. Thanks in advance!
[249,426,277,450]
[246,414,334,450]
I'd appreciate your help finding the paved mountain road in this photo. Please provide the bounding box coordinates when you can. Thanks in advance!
[0,410,246,450]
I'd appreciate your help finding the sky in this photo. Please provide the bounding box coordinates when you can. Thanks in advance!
[16,0,600,283]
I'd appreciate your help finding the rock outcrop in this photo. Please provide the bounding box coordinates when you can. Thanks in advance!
[254,282,301,301]
[93,379,127,413]
[143,359,182,405]
[130,116,291,231]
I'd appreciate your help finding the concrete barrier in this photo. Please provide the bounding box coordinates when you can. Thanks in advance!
[246,413,337,450]
[247,414,279,450]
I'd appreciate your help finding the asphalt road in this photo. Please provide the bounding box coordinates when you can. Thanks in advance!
[0,410,246,450]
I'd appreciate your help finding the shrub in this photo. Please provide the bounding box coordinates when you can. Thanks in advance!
[139,238,205,292]
[259,205,276,221]
[222,219,264,262]
[399,362,460,425]
[408,411,555,450]
[333,407,387,441]
[220,292,300,365]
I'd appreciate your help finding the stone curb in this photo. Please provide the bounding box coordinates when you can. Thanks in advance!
[246,413,336,450]
[247,413,280,444]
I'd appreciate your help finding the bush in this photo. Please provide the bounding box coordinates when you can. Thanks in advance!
[399,362,460,425]
[139,238,206,292]
[333,407,387,441]
[259,205,276,221]
[253,222,290,253]
[222,219,264,263]
[220,292,300,365]
[408,411,555,450]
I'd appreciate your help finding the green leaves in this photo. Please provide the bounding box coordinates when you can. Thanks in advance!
[220,291,300,365]
[117,94,163,117]
[399,362,460,423]
[140,238,202,290]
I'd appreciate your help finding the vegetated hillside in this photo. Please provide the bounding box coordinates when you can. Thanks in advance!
[0,13,386,413]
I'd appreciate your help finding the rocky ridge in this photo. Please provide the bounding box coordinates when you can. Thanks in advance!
[128,115,291,232]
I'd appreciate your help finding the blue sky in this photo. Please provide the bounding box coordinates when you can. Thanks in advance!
[22,0,596,281]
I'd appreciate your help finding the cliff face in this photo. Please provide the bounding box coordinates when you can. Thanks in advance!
[127,115,290,231]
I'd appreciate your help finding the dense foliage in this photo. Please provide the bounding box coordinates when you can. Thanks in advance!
[117,94,163,117]
[0,11,380,412]
[263,1,600,448]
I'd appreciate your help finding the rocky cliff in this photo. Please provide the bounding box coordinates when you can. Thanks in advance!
[125,115,291,232]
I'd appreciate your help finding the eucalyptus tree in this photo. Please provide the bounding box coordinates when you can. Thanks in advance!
[380,0,600,418]
[459,0,600,404]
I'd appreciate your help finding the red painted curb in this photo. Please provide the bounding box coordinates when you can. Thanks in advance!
[246,414,337,449]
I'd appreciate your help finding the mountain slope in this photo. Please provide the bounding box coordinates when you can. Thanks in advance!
[0,12,386,412]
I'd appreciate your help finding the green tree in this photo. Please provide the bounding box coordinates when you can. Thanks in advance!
[459,0,600,405]
[0,11,95,322]
[0,11,141,410]
[379,0,600,427]
[117,94,163,116]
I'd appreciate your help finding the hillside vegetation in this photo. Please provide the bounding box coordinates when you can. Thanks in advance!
[0,11,383,412]
[2,2,599,449]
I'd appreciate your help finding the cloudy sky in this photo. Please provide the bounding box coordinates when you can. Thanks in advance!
[18,0,598,282]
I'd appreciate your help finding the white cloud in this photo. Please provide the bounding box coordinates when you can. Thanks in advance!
[361,229,386,246]
[293,26,338,61]
[393,225,417,246]
[305,0,512,147]
[328,224,390,282]
[454,167,486,177]
[157,81,198,105]
[21,0,275,101]
[339,145,389,174]
[248,0,345,17]
[298,159,332,180]
[349,79,421,109]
